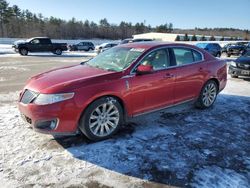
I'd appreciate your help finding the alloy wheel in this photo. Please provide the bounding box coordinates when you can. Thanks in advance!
[89,102,120,137]
[202,82,217,107]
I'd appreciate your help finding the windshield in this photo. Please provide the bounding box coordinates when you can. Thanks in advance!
[196,43,208,49]
[86,47,145,72]
[26,38,34,42]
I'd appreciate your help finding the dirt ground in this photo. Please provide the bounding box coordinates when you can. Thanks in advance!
[0,54,249,188]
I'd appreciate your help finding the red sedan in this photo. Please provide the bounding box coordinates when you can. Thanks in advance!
[18,42,227,141]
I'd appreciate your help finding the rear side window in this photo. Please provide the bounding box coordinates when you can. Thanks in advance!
[193,50,202,61]
[173,48,194,65]
[40,39,51,44]
[173,48,203,66]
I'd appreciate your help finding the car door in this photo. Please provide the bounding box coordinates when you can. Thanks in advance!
[170,47,206,104]
[128,48,176,115]
[77,42,84,50]
[28,39,41,52]
[40,38,52,52]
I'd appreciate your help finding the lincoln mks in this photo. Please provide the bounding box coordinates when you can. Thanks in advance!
[18,42,227,141]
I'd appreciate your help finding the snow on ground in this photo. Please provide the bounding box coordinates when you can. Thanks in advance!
[0,77,249,187]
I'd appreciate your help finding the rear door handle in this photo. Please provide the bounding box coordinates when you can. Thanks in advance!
[163,73,174,79]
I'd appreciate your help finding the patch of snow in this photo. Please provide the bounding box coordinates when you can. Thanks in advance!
[0,66,29,71]
[0,77,7,82]
[191,166,250,188]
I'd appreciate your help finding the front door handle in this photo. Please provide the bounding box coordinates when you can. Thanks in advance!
[163,73,174,79]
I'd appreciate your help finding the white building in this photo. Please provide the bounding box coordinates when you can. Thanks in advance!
[133,32,239,42]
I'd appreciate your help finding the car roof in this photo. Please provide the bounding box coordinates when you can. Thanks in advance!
[30,37,50,39]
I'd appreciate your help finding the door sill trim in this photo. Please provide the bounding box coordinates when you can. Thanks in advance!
[132,98,195,117]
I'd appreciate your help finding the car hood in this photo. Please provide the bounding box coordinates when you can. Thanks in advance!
[235,56,250,64]
[14,40,27,45]
[25,64,118,93]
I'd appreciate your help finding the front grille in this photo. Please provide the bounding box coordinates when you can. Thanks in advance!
[20,89,38,104]
[238,64,250,70]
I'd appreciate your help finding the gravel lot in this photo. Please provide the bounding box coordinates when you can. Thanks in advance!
[0,53,250,188]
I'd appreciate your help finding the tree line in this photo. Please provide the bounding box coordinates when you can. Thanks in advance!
[0,0,173,39]
[0,0,249,40]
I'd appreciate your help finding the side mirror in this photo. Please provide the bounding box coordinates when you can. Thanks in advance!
[136,64,153,74]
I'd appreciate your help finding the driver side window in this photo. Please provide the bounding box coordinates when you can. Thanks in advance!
[31,39,40,44]
[141,49,170,70]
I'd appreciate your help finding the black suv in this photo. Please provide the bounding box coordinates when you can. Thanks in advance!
[228,50,250,78]
[68,42,95,51]
[221,42,246,57]
[196,43,222,57]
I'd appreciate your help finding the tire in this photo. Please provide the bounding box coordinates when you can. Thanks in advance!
[85,48,90,52]
[230,74,238,78]
[195,80,218,109]
[54,49,62,55]
[227,53,231,57]
[79,97,124,141]
[19,48,28,56]
[216,52,221,58]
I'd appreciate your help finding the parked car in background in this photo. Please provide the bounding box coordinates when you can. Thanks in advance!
[18,42,227,141]
[95,42,118,53]
[228,50,250,78]
[196,43,222,57]
[120,38,154,44]
[132,38,154,42]
[221,43,246,57]
[12,37,68,55]
[120,38,154,45]
[120,38,133,44]
[68,42,95,51]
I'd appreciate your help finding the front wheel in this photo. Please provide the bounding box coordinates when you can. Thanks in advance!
[195,80,218,109]
[19,48,28,56]
[79,97,124,141]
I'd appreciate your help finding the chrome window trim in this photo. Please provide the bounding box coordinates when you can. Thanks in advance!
[130,45,205,75]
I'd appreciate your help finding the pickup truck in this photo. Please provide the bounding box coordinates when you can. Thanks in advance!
[12,37,68,56]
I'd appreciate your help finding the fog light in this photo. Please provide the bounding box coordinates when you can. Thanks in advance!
[50,120,57,130]
[35,119,58,131]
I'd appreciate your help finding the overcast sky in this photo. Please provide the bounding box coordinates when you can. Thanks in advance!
[8,0,250,29]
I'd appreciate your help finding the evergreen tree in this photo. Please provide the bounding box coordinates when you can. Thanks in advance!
[183,33,189,41]
[175,35,180,41]
[220,36,225,41]
[209,35,216,41]
[191,34,197,41]
[200,35,206,41]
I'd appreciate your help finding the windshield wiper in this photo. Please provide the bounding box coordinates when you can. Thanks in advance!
[105,68,117,72]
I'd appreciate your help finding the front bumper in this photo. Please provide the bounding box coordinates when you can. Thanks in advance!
[228,65,250,77]
[18,99,81,135]
[12,45,19,53]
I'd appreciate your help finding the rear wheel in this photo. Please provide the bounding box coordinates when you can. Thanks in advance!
[79,97,123,141]
[196,80,218,109]
[54,49,62,55]
[216,52,221,58]
[19,48,28,56]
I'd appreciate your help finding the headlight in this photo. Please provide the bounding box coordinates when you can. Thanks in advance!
[33,92,74,105]
[230,61,237,67]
